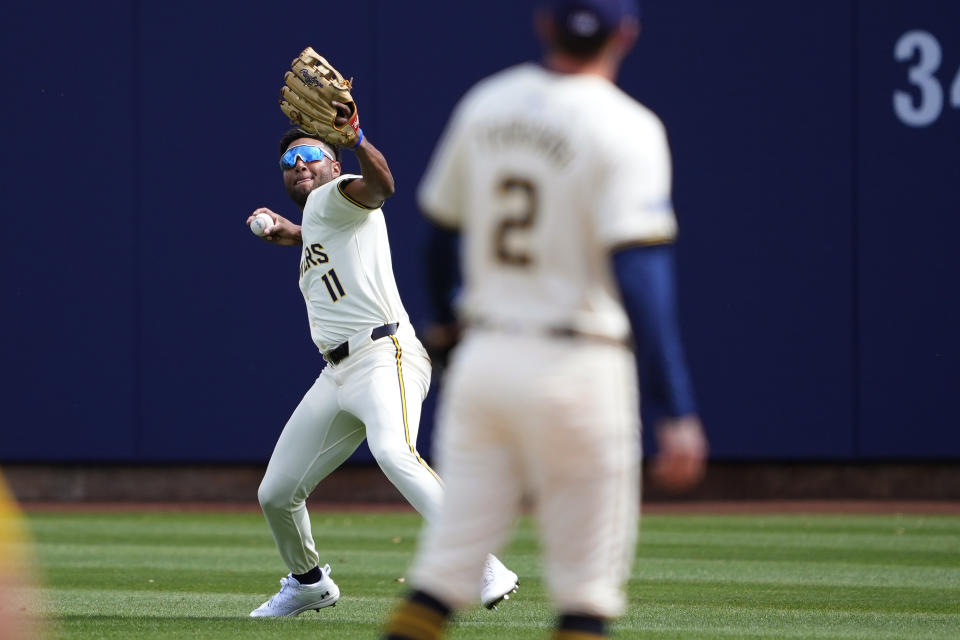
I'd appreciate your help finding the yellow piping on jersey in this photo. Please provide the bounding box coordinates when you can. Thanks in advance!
[608,236,675,254]
[389,335,444,486]
[337,179,380,210]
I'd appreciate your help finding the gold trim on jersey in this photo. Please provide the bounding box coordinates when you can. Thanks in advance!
[608,236,675,253]
[389,335,444,485]
[337,179,381,210]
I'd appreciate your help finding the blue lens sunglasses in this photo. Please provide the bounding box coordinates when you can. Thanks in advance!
[279,144,333,170]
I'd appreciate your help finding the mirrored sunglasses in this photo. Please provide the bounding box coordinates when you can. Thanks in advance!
[279,145,333,170]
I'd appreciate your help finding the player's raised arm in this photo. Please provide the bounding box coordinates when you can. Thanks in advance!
[278,48,395,209]
[335,100,396,209]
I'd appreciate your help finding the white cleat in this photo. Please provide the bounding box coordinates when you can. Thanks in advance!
[481,554,519,610]
[249,564,340,617]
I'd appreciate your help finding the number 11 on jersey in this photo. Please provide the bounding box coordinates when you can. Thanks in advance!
[321,268,346,302]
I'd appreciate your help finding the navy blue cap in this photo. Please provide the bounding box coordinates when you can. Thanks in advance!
[545,0,640,40]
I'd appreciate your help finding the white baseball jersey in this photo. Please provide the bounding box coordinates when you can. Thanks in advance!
[299,174,410,353]
[418,62,677,341]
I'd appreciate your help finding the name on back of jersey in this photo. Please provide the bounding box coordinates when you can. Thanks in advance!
[299,243,330,278]
[481,120,573,169]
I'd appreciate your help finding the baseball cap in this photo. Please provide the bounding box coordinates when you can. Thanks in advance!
[544,0,640,41]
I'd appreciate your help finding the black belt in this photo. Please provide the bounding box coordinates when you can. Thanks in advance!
[470,320,628,348]
[324,323,399,365]
[548,327,630,348]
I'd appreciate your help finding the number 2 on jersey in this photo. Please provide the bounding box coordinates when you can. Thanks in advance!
[494,178,538,266]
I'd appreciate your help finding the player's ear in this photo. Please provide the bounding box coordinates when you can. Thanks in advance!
[611,17,640,55]
[534,8,557,49]
[331,160,342,178]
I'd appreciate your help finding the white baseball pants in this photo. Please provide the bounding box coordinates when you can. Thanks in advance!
[257,324,442,574]
[409,331,640,618]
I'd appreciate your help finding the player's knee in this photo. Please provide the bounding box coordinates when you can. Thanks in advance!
[257,479,293,514]
[368,442,407,475]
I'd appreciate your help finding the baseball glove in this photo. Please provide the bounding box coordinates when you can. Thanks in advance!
[279,47,362,148]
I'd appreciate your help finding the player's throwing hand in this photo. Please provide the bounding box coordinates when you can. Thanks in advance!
[247,207,301,245]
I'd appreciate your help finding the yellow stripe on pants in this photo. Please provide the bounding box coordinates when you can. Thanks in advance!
[390,335,443,486]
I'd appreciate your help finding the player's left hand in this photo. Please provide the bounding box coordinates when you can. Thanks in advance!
[650,415,708,492]
[331,100,354,130]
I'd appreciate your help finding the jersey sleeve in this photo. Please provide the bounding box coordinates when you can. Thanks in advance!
[612,245,698,417]
[417,98,472,230]
[593,114,678,250]
[304,174,376,225]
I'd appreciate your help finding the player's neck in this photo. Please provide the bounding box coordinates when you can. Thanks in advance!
[542,52,618,82]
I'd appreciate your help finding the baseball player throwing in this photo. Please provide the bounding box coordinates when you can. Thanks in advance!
[245,50,518,618]
[384,1,707,638]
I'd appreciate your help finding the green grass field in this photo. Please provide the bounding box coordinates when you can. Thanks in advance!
[17,508,960,639]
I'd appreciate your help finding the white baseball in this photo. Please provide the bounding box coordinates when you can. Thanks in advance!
[250,212,275,237]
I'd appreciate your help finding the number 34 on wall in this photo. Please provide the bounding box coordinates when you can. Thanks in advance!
[894,30,960,127]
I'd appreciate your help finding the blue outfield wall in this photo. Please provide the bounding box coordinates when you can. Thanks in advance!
[1,0,957,463]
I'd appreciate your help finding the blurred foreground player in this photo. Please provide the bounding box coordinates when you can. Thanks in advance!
[0,471,48,640]
[384,1,707,638]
